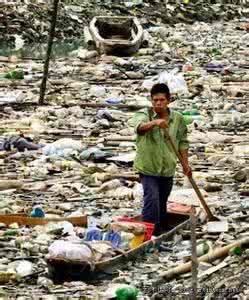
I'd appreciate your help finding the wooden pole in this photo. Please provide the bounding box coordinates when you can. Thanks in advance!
[39,0,60,105]
[190,206,198,299]
[163,128,219,221]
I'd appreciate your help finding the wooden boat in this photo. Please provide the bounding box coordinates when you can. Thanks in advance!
[47,211,191,283]
[87,16,144,56]
[0,214,87,227]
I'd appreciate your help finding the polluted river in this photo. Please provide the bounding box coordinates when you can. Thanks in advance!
[0,0,249,299]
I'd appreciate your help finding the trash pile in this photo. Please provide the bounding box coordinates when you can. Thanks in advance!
[0,0,248,44]
[0,4,249,299]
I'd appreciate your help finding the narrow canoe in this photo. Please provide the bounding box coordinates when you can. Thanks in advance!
[47,211,191,283]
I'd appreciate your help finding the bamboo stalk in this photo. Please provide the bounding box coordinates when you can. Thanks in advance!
[160,237,249,280]
[39,0,60,105]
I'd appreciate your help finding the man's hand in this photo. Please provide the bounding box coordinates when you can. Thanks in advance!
[183,165,192,177]
[153,119,168,129]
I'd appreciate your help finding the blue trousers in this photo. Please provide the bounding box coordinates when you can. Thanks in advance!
[140,174,173,233]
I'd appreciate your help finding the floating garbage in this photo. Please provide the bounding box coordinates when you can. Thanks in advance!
[0,3,248,298]
[5,70,24,80]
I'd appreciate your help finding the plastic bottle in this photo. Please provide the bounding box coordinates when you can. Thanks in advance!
[31,206,45,218]
[196,241,210,257]
[105,97,122,105]
[183,115,193,126]
[4,229,18,237]
[130,233,145,249]
[231,109,241,124]
[116,287,139,300]
[182,105,199,117]
[229,246,242,256]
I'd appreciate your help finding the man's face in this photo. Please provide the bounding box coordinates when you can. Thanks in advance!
[152,93,170,113]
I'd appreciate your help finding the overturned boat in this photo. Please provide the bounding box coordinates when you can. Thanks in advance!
[85,16,147,56]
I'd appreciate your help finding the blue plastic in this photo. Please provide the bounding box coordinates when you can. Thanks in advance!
[105,97,122,105]
[103,231,121,248]
[85,229,103,241]
[31,207,45,218]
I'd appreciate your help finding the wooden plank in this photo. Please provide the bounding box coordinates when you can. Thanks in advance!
[0,214,87,227]
[198,261,227,279]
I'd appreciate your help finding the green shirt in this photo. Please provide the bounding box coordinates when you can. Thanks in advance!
[128,108,189,177]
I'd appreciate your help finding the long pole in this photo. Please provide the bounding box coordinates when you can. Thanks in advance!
[163,128,218,221]
[190,206,198,300]
[39,0,60,105]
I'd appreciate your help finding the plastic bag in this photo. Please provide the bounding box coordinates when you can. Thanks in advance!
[80,147,109,161]
[45,221,75,236]
[43,138,83,157]
[51,138,83,151]
[159,69,189,95]
[142,69,189,95]
[48,240,92,262]
[89,86,106,97]
[16,261,33,277]
[132,182,143,201]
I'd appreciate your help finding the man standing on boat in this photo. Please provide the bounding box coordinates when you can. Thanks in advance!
[128,83,192,236]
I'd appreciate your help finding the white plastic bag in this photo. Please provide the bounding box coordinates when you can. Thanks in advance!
[42,138,83,157]
[159,69,189,95]
[168,188,208,206]
[16,261,33,277]
[132,182,143,201]
[48,240,92,262]
[142,69,189,95]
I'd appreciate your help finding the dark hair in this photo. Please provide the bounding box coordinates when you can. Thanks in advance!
[151,83,170,100]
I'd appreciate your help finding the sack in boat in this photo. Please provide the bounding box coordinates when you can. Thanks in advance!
[48,240,93,262]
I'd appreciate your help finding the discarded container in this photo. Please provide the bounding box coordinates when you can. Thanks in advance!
[229,246,242,256]
[196,240,210,257]
[105,97,122,105]
[89,86,106,97]
[116,286,139,300]
[130,233,145,249]
[4,229,19,236]
[31,206,45,218]
[213,111,231,126]
[5,70,24,80]
[207,221,229,233]
[0,271,16,284]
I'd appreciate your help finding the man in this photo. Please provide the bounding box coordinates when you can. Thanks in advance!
[128,83,192,236]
